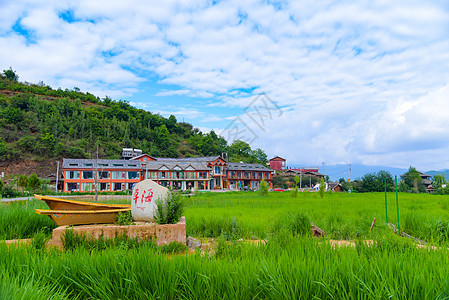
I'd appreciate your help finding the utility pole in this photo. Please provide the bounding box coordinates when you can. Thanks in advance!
[349,164,352,182]
[55,161,59,193]
[299,165,302,189]
[322,162,325,178]
[95,143,98,202]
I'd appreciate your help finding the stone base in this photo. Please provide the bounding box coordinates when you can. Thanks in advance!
[49,216,186,249]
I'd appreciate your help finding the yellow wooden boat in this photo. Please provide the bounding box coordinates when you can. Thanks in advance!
[35,208,131,226]
[34,194,130,211]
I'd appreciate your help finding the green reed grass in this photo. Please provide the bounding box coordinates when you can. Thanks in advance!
[1,232,449,299]
[184,191,449,244]
[0,199,56,239]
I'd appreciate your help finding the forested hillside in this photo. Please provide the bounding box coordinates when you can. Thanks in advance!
[0,69,268,168]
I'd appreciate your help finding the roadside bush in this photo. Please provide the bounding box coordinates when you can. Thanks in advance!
[1,185,20,198]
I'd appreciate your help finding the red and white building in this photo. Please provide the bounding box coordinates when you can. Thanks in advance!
[62,155,272,192]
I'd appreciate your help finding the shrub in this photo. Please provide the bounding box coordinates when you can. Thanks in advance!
[27,173,41,193]
[116,211,134,226]
[154,190,184,225]
[259,179,268,196]
[319,178,326,199]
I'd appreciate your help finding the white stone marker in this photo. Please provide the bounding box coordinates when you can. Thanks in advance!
[131,179,169,222]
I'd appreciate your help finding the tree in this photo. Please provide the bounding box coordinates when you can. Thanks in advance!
[354,171,394,193]
[319,177,326,199]
[18,175,28,196]
[272,175,287,189]
[433,174,446,190]
[251,148,268,164]
[0,179,3,193]
[259,179,268,196]
[27,173,41,193]
[292,176,299,198]
[2,67,19,81]
[228,140,251,158]
[400,167,425,193]
[0,138,8,159]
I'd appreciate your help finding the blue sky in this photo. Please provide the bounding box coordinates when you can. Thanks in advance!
[1,0,449,172]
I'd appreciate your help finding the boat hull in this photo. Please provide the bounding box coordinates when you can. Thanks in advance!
[35,208,131,226]
[34,195,130,211]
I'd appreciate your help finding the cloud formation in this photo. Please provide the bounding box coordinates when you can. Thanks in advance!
[1,0,449,169]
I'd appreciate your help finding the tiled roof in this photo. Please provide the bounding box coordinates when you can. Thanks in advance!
[154,156,221,163]
[144,162,210,171]
[63,158,142,169]
[227,162,271,172]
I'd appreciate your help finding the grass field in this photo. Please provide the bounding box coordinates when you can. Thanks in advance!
[2,191,449,299]
[184,191,449,244]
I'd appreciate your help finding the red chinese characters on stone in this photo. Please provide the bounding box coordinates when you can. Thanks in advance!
[142,189,153,203]
[133,188,154,205]
[133,188,140,204]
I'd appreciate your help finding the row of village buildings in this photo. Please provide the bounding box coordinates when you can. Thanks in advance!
[62,151,326,193]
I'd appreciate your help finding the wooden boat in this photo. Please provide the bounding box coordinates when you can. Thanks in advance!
[35,208,131,226]
[34,194,130,211]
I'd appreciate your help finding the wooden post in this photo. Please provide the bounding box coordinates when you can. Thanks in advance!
[370,218,376,231]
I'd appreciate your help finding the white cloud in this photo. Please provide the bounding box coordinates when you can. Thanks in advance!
[1,1,449,169]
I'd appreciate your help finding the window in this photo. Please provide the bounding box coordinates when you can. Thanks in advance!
[65,171,80,179]
[129,164,137,167]
[113,183,122,191]
[98,171,110,179]
[128,183,135,190]
[82,171,93,179]
[84,163,93,167]
[99,163,108,167]
[147,172,157,179]
[69,163,78,166]
[199,171,207,179]
[113,164,124,167]
[214,166,221,174]
[160,172,166,179]
[198,181,205,190]
[66,182,78,191]
[127,171,139,179]
[112,171,125,179]
[100,183,109,191]
[81,182,93,191]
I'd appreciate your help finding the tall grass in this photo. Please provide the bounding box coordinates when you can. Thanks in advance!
[2,192,449,298]
[184,192,449,244]
[0,199,56,239]
[1,233,449,299]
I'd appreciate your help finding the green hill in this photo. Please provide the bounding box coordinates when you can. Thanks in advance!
[0,68,268,177]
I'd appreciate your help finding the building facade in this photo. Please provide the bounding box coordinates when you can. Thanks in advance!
[63,159,143,193]
[269,156,286,171]
[62,155,272,192]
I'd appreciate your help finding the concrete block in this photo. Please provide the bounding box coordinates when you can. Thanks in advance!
[50,216,186,249]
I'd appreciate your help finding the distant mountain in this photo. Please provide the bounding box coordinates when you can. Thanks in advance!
[425,169,449,179]
[322,164,408,181]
